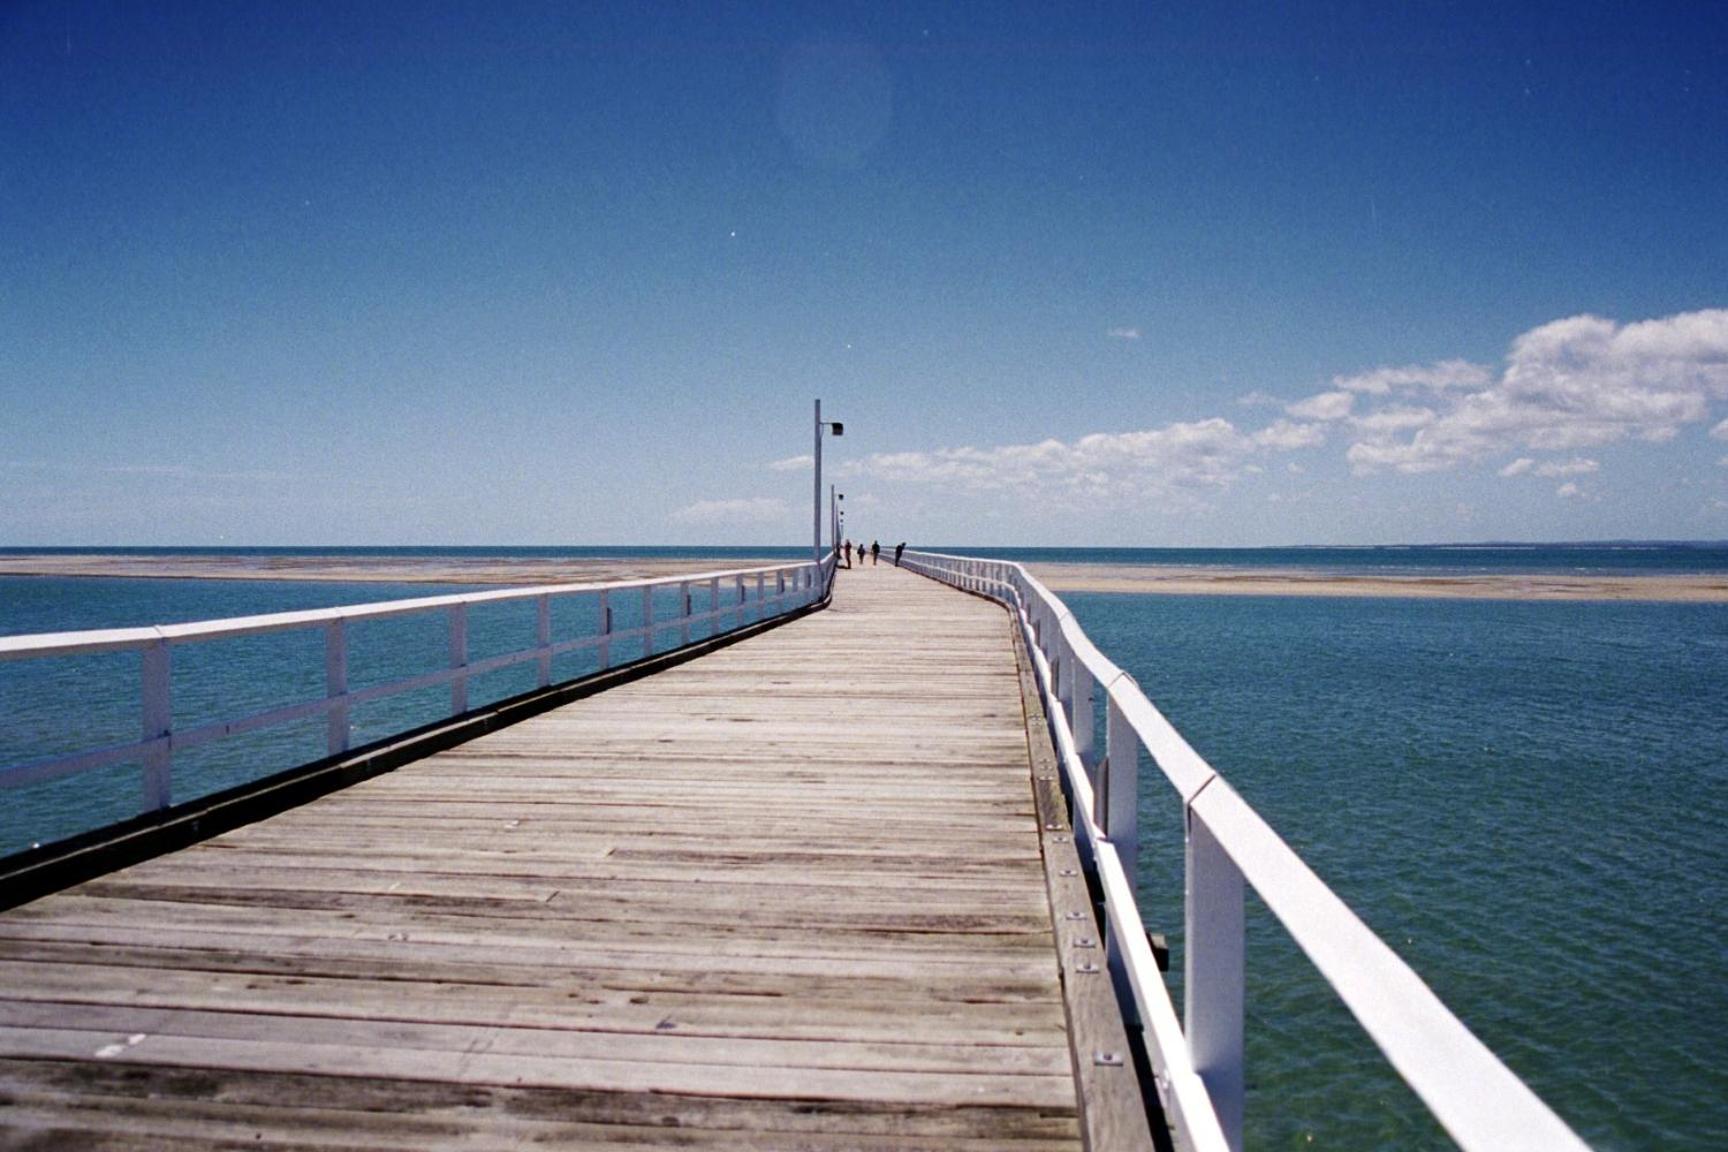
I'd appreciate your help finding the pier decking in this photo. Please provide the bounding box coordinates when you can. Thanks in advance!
[0,564,1139,1149]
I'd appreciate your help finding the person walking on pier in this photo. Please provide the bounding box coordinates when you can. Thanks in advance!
[870,541,880,566]
[893,542,905,567]
[843,540,853,568]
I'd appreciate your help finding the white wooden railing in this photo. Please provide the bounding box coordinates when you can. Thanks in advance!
[1,555,835,830]
[900,550,1590,1152]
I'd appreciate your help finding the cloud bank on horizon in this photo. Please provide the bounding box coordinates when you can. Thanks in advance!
[826,308,1728,509]
[671,497,790,526]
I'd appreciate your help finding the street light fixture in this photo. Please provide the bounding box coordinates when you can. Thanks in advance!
[813,400,844,565]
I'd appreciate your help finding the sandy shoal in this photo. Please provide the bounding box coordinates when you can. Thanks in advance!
[1023,563,1728,603]
[0,554,794,587]
[3,554,1725,603]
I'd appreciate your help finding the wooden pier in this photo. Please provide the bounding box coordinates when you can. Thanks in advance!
[0,563,1149,1149]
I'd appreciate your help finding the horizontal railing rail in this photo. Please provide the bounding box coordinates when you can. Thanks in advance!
[901,549,1589,1152]
[2,553,835,840]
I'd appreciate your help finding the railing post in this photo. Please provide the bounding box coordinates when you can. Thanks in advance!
[1100,694,1138,862]
[1071,661,1095,775]
[598,590,612,670]
[448,604,468,715]
[680,581,692,647]
[535,595,552,688]
[642,585,655,656]
[744,574,754,626]
[325,620,349,755]
[1187,808,1246,1152]
[140,639,171,812]
[709,577,720,638]
[776,570,785,600]
[1043,621,1057,704]
[1101,694,1139,1017]
[1067,642,1094,872]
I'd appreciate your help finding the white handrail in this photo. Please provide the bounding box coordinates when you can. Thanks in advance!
[0,559,825,661]
[3,552,837,833]
[900,548,1590,1152]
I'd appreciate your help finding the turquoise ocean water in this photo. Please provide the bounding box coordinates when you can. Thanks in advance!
[0,560,795,854]
[1069,591,1727,1151]
[2,545,1725,1149]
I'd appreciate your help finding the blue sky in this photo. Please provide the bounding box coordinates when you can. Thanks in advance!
[2,0,1725,546]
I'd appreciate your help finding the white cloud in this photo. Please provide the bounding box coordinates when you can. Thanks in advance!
[3,460,308,484]
[670,497,788,525]
[824,308,1727,513]
[1108,326,1142,340]
[1287,390,1354,421]
[1345,309,1728,473]
[1253,420,1326,450]
[1534,457,1599,478]
[845,415,1316,502]
[1350,406,1436,435]
[1500,456,1599,479]
[768,454,813,471]
[1333,359,1492,395]
[1236,390,1282,408]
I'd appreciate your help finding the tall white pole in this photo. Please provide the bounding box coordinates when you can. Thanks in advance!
[812,398,822,566]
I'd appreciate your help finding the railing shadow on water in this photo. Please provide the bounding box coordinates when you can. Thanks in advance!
[900,549,1592,1152]
[0,554,837,862]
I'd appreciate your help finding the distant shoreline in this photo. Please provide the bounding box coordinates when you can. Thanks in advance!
[1027,563,1728,603]
[0,554,792,587]
[3,552,1726,602]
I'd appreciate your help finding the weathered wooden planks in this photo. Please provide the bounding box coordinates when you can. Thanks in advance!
[0,563,1146,1149]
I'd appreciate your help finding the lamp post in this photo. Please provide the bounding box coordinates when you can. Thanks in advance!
[813,400,843,566]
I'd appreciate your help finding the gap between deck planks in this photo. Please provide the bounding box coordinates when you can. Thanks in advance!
[0,561,1151,1151]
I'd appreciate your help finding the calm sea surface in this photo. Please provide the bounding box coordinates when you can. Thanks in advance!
[1068,591,1727,1151]
[8,541,1728,575]
[2,545,1725,1150]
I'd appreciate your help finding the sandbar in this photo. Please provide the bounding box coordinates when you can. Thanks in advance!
[0,554,794,587]
[1024,563,1728,603]
[1,554,1725,603]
